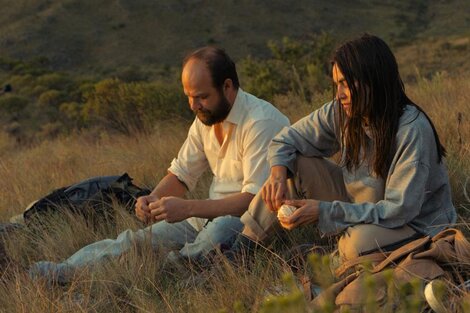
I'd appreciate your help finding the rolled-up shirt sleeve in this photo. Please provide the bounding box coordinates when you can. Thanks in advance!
[268,101,340,174]
[168,119,209,191]
[241,119,287,195]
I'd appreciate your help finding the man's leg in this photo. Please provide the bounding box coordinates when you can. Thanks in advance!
[240,156,349,243]
[29,220,198,283]
[174,215,243,261]
[337,224,421,261]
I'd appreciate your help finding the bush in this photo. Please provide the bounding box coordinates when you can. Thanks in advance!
[35,73,73,91]
[83,78,187,134]
[0,94,29,118]
[59,101,85,128]
[37,89,64,108]
[239,33,335,103]
[238,56,288,101]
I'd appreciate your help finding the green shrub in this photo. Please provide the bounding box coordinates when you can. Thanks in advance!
[83,78,187,134]
[6,74,35,94]
[0,94,29,118]
[59,101,85,127]
[238,57,288,101]
[239,33,335,103]
[37,89,64,108]
[35,72,73,91]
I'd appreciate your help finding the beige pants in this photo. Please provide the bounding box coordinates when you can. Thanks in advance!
[240,156,419,260]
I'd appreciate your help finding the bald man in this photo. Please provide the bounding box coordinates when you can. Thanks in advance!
[29,47,289,283]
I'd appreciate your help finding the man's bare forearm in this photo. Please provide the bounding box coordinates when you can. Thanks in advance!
[147,173,254,222]
[185,192,254,219]
[150,172,188,198]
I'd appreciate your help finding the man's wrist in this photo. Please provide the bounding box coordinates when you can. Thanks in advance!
[186,199,197,218]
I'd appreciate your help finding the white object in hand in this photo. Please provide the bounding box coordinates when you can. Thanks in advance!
[277,204,297,219]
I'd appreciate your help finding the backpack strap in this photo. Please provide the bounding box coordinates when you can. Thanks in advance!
[335,251,389,278]
[335,235,431,278]
[413,228,470,265]
[371,235,431,273]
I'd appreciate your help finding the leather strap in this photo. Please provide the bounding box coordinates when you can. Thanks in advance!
[335,252,388,278]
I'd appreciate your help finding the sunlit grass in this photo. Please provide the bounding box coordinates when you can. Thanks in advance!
[0,73,469,312]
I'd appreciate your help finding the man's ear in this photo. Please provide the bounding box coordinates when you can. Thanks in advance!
[223,78,233,93]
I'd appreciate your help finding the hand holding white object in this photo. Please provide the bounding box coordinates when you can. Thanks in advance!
[277,199,320,230]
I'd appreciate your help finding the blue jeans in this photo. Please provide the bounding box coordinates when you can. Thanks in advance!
[29,215,243,283]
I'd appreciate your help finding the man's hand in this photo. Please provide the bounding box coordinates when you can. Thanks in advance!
[149,196,190,223]
[135,194,159,224]
[277,199,320,230]
[261,165,288,212]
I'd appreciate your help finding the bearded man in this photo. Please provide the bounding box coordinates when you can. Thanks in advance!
[29,47,289,283]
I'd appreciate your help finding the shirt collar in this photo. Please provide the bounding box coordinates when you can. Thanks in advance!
[224,88,245,125]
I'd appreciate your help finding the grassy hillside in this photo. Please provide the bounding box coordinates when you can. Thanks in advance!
[0,0,468,72]
[0,73,469,312]
[0,2,468,311]
[396,36,470,80]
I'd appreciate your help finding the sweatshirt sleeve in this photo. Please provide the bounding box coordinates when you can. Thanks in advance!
[267,101,340,174]
[317,116,434,236]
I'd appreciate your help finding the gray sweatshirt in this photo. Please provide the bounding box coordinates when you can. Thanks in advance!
[268,101,456,236]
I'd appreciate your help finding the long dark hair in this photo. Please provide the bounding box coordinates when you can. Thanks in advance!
[332,34,446,179]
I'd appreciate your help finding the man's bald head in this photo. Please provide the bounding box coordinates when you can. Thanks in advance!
[182,47,240,90]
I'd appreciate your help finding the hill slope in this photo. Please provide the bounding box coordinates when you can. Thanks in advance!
[0,0,468,71]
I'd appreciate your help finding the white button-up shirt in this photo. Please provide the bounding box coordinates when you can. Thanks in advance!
[168,88,289,230]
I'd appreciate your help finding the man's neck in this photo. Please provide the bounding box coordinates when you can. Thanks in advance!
[214,122,225,146]
[226,87,239,109]
[213,88,239,145]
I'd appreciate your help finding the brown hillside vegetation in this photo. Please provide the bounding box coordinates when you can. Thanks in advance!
[0,0,469,71]
[0,2,468,310]
[396,35,470,81]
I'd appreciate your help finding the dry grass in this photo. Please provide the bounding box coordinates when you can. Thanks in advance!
[0,120,192,221]
[408,72,470,209]
[0,74,469,312]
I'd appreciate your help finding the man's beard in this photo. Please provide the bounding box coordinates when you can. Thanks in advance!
[194,92,231,126]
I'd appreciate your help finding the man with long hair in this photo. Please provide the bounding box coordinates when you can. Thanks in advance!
[230,34,456,262]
